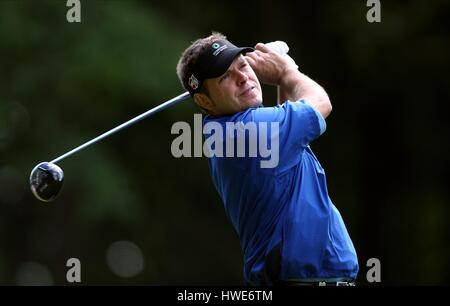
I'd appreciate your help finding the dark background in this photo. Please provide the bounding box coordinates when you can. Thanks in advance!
[0,0,448,285]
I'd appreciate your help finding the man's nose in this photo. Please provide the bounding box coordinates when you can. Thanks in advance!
[236,70,249,85]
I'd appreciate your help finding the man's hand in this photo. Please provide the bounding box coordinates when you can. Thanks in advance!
[246,42,332,119]
[261,41,299,105]
[264,41,298,70]
[245,43,298,86]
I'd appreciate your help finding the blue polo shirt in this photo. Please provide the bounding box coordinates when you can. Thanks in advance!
[203,100,358,285]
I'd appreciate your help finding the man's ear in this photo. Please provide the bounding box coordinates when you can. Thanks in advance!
[193,92,215,112]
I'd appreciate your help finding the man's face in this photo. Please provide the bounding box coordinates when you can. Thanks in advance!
[200,55,262,116]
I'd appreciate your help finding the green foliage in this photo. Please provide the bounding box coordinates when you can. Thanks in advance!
[0,0,448,285]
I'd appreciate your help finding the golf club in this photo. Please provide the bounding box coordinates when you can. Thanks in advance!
[30,91,190,202]
[29,41,292,203]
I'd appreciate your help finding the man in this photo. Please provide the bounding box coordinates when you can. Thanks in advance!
[176,33,358,286]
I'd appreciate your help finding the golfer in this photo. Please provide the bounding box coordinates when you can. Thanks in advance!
[176,33,358,286]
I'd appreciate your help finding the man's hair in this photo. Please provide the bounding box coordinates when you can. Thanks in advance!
[176,32,226,95]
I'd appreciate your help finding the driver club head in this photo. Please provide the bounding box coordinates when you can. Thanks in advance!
[28,93,189,203]
[29,162,64,202]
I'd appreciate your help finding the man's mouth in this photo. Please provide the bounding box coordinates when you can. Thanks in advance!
[239,86,255,97]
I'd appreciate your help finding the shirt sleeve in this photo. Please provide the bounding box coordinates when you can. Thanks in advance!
[251,99,326,172]
[303,100,326,135]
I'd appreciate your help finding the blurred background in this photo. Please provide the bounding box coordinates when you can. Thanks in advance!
[0,0,448,285]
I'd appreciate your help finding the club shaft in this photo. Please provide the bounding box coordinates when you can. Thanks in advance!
[50,92,190,164]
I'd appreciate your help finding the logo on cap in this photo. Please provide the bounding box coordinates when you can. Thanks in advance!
[188,74,199,90]
[212,43,220,49]
[213,45,227,56]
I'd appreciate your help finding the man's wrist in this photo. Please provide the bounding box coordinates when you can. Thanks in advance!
[278,67,302,88]
[278,67,303,102]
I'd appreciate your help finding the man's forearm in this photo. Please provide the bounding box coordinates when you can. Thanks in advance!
[279,68,332,119]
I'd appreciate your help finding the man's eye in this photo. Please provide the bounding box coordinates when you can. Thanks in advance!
[220,74,229,82]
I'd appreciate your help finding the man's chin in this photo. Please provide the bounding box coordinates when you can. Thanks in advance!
[247,97,263,108]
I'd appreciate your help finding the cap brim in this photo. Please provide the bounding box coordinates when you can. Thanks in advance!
[206,46,254,79]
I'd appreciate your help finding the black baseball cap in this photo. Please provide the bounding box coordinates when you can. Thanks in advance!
[187,39,254,95]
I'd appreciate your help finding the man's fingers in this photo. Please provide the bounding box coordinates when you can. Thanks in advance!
[248,50,264,58]
[246,51,258,59]
[247,50,268,62]
[245,51,261,63]
[253,50,265,57]
[254,43,272,53]
[245,55,257,67]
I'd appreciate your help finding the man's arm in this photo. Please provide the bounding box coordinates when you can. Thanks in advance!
[246,43,332,119]
[279,68,332,119]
